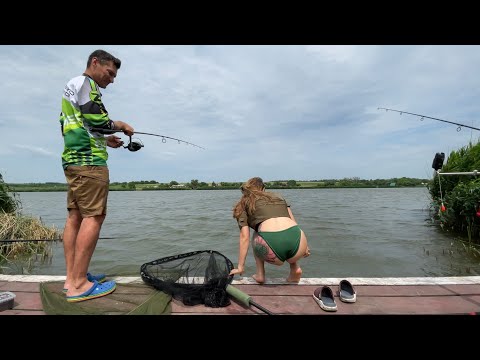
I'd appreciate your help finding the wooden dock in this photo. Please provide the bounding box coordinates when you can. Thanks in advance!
[1,275,480,315]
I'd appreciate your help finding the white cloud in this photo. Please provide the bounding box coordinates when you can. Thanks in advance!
[14,144,57,157]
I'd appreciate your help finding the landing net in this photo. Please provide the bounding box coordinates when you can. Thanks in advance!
[140,250,234,308]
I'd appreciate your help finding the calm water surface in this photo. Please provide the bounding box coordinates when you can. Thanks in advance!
[7,188,480,278]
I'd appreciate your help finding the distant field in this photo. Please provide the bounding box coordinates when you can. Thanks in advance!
[296,181,323,187]
[7,176,430,192]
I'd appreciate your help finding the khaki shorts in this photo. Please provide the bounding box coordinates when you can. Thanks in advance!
[64,166,110,217]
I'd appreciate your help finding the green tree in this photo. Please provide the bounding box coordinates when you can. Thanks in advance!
[0,173,19,213]
[190,179,199,189]
[287,180,297,187]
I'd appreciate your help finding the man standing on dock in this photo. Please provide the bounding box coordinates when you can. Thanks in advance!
[59,49,134,302]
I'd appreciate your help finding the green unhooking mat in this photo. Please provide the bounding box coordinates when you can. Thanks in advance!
[40,281,172,315]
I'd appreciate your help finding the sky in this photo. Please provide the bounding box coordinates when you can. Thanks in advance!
[1,45,480,184]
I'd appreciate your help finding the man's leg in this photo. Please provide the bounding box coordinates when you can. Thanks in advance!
[66,214,106,297]
[62,209,82,291]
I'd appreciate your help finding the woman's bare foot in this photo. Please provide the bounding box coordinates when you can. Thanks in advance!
[287,266,302,282]
[252,274,265,284]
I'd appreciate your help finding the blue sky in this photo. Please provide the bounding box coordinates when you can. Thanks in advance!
[1,45,480,184]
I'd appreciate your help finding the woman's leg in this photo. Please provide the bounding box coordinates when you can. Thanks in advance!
[252,232,283,283]
[252,252,266,284]
[286,230,309,282]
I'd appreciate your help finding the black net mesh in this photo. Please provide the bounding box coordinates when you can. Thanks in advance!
[140,250,234,308]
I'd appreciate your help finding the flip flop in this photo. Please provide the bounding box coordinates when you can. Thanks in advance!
[338,279,356,303]
[66,280,116,303]
[62,272,107,293]
[313,286,337,312]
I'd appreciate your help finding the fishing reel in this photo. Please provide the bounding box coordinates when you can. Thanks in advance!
[432,152,445,171]
[123,136,144,152]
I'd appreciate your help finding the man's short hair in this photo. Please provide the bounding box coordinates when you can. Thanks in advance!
[87,49,121,69]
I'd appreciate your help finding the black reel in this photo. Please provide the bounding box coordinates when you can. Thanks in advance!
[432,152,445,171]
[124,136,144,152]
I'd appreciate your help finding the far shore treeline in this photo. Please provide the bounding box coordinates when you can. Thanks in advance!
[8,177,429,192]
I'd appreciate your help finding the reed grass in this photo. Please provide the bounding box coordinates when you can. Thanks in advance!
[0,211,60,254]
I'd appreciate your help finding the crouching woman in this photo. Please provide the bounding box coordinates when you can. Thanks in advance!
[229,177,310,283]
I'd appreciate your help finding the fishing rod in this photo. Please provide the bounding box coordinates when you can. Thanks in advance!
[0,237,118,243]
[0,239,62,243]
[91,128,206,150]
[378,107,480,132]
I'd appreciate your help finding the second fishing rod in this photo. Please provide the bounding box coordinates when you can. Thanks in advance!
[378,107,480,132]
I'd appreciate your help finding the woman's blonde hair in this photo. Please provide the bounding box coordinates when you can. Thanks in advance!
[232,177,276,219]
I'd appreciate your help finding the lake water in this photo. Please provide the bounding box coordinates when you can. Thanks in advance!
[5,188,480,278]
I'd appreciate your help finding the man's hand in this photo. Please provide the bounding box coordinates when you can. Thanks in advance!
[122,124,134,137]
[106,135,124,148]
[113,121,134,137]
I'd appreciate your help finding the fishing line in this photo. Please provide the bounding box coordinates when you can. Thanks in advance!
[378,107,480,132]
[91,127,206,150]
[437,173,446,213]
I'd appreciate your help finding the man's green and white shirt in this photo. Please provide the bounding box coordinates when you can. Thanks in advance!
[59,75,115,169]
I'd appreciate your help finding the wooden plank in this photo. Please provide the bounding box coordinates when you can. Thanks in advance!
[227,294,480,315]
[339,295,480,315]
[0,309,46,315]
[8,291,44,311]
[233,284,480,297]
[352,284,480,297]
[0,281,40,292]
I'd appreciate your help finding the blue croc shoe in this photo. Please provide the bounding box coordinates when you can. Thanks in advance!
[87,272,106,283]
[66,280,116,303]
[62,272,107,293]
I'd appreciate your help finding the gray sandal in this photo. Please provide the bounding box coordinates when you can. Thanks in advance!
[339,279,356,303]
[313,286,337,312]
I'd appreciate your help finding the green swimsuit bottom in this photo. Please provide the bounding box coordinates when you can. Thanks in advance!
[258,225,301,262]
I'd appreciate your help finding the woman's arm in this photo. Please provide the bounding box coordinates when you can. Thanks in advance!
[287,207,297,223]
[229,226,250,276]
